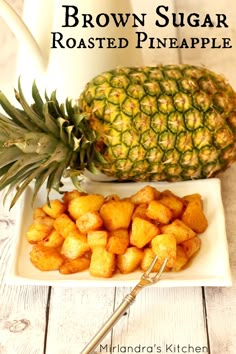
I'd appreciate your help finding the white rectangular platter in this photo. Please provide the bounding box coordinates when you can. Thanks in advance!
[7,178,232,287]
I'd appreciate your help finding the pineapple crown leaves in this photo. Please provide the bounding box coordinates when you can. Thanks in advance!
[0,79,100,208]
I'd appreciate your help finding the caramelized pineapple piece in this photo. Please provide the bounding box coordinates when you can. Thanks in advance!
[60,230,90,259]
[76,211,103,233]
[130,216,159,248]
[100,200,134,231]
[181,201,208,233]
[62,189,86,206]
[89,247,115,278]
[171,245,189,271]
[159,190,184,218]
[33,208,47,220]
[104,194,120,202]
[33,215,55,228]
[132,203,149,220]
[87,230,108,249]
[130,185,160,204]
[181,236,201,259]
[30,244,63,271]
[182,193,203,209]
[146,200,173,224]
[141,248,170,272]
[161,219,196,244]
[26,223,53,244]
[59,256,90,274]
[42,199,66,219]
[117,247,143,274]
[53,213,77,238]
[68,194,104,220]
[40,229,64,248]
[151,233,177,268]
[106,229,129,255]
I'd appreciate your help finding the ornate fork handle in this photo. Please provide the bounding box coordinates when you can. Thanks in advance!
[80,293,136,354]
[80,256,168,354]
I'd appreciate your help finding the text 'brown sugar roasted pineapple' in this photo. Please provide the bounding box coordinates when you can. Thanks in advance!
[0,65,235,207]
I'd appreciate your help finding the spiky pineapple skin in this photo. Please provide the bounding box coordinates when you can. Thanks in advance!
[79,64,236,181]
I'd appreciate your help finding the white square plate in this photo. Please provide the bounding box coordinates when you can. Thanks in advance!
[7,178,232,287]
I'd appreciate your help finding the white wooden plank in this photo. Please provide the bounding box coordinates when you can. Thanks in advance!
[110,286,209,353]
[45,287,116,354]
[204,286,236,354]
[0,284,49,354]
[0,203,49,354]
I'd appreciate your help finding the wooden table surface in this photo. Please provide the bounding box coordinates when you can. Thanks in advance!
[0,1,236,353]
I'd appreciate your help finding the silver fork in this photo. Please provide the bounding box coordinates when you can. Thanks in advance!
[80,256,168,354]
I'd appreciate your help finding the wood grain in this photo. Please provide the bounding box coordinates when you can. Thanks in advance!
[0,204,49,354]
[45,287,116,353]
[111,287,209,352]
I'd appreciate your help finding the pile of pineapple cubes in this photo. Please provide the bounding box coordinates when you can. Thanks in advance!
[26,185,208,278]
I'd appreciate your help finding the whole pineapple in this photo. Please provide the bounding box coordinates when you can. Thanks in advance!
[0,64,235,207]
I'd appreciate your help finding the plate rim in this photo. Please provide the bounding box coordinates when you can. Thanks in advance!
[6,178,232,287]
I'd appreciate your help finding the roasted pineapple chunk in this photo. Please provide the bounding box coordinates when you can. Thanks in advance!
[100,200,134,231]
[159,190,184,218]
[181,201,208,233]
[87,230,108,249]
[182,193,203,209]
[104,194,120,202]
[62,189,86,206]
[130,216,159,248]
[33,208,47,219]
[76,211,103,233]
[171,245,189,271]
[141,248,170,272]
[33,215,55,228]
[181,236,201,259]
[151,233,176,268]
[60,230,90,259]
[161,219,196,244]
[106,229,129,254]
[146,200,173,224]
[30,244,63,271]
[68,194,104,220]
[59,256,90,274]
[42,199,66,219]
[132,203,149,220]
[130,185,160,204]
[89,247,115,278]
[26,223,53,244]
[39,229,64,248]
[117,247,143,274]
[53,213,77,238]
